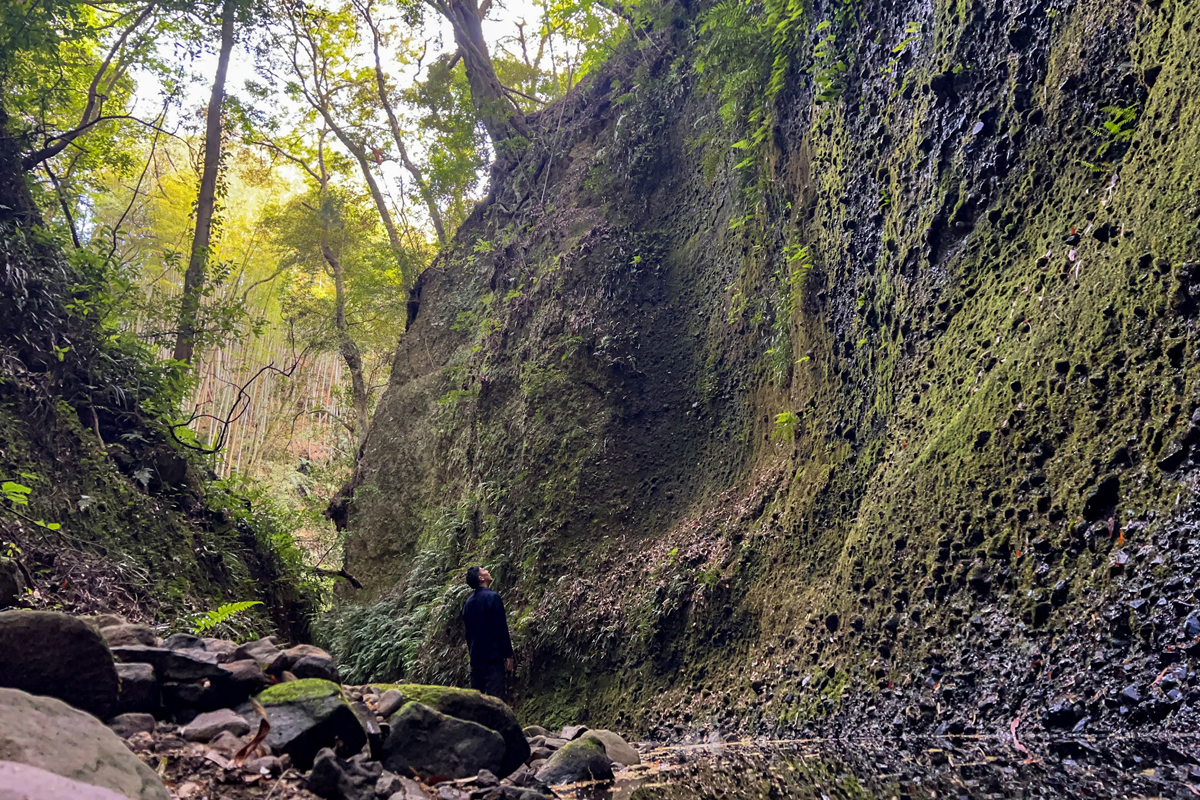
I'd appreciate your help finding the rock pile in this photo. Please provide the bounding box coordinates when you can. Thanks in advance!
[0,610,643,800]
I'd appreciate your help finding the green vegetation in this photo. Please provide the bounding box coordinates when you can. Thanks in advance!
[258,678,342,705]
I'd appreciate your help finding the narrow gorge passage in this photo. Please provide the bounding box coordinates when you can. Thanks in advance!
[2,0,1200,796]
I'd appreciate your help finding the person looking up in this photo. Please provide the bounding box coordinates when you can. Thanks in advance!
[462,565,514,702]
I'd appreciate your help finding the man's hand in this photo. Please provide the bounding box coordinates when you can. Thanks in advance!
[505,658,514,672]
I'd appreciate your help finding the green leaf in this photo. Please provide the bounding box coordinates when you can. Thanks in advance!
[191,601,264,635]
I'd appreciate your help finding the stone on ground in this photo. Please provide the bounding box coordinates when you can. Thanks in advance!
[248,679,367,770]
[0,688,169,800]
[114,663,158,715]
[180,708,251,742]
[0,558,26,609]
[107,713,156,739]
[200,638,237,660]
[581,730,639,766]
[214,659,270,705]
[267,644,333,675]
[81,614,127,630]
[0,761,134,800]
[375,684,530,776]
[232,636,281,666]
[559,725,588,741]
[100,624,157,648]
[307,748,382,800]
[0,610,119,719]
[384,777,432,800]
[375,688,405,718]
[161,632,203,650]
[110,644,224,682]
[292,653,341,682]
[534,736,614,786]
[522,725,548,738]
[381,702,506,780]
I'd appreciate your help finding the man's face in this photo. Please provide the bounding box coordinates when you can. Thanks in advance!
[479,568,493,587]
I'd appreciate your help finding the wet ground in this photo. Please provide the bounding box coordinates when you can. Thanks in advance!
[559,734,1200,799]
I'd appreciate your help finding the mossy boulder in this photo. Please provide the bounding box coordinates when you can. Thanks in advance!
[0,610,118,719]
[373,684,529,776]
[246,679,366,769]
[534,736,614,786]
[581,729,639,766]
[0,688,169,799]
[381,701,506,780]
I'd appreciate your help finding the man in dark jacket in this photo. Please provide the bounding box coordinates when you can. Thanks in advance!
[462,565,513,702]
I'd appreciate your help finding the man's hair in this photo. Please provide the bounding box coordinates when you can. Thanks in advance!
[465,565,483,590]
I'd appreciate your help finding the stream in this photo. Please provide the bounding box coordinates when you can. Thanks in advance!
[556,735,1200,799]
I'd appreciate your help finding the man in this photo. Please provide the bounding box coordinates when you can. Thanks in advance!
[462,565,514,702]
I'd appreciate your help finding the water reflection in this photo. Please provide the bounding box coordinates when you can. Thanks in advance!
[555,736,1200,799]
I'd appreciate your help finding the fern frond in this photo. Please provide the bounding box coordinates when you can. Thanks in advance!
[191,600,264,634]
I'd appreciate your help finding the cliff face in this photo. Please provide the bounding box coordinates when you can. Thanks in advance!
[338,0,1200,736]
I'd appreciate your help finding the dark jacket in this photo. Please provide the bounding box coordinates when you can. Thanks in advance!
[463,587,514,663]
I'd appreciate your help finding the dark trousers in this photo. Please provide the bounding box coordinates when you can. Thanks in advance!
[470,659,507,703]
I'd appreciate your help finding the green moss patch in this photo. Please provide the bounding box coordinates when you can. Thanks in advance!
[257,679,342,706]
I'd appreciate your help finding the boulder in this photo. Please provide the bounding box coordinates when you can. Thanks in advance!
[107,713,156,739]
[161,682,224,719]
[292,654,341,682]
[267,644,336,676]
[0,558,26,609]
[115,663,158,715]
[381,702,506,780]
[181,708,251,742]
[0,761,133,800]
[375,771,405,797]
[374,684,530,776]
[110,644,224,682]
[559,725,588,741]
[0,688,169,800]
[161,632,204,650]
[350,701,384,760]
[247,679,367,770]
[376,689,405,718]
[522,725,548,738]
[534,737,614,786]
[581,730,639,766]
[384,776,431,800]
[0,611,118,719]
[201,638,238,661]
[306,748,382,800]
[213,659,270,705]
[232,636,281,666]
[81,614,127,630]
[101,624,158,648]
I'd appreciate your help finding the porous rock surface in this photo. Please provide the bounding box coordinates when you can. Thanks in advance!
[334,0,1200,742]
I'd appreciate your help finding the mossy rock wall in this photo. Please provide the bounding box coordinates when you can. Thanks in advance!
[339,0,1200,735]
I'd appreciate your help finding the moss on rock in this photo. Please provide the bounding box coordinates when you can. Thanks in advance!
[257,679,342,706]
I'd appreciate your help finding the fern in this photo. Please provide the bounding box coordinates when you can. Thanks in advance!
[191,601,263,635]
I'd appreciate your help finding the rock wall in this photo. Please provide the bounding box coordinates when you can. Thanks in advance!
[337,0,1200,737]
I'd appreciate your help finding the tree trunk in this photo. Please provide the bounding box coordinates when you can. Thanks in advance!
[361,7,447,244]
[318,197,370,446]
[173,0,235,364]
[430,0,528,154]
[321,117,408,271]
